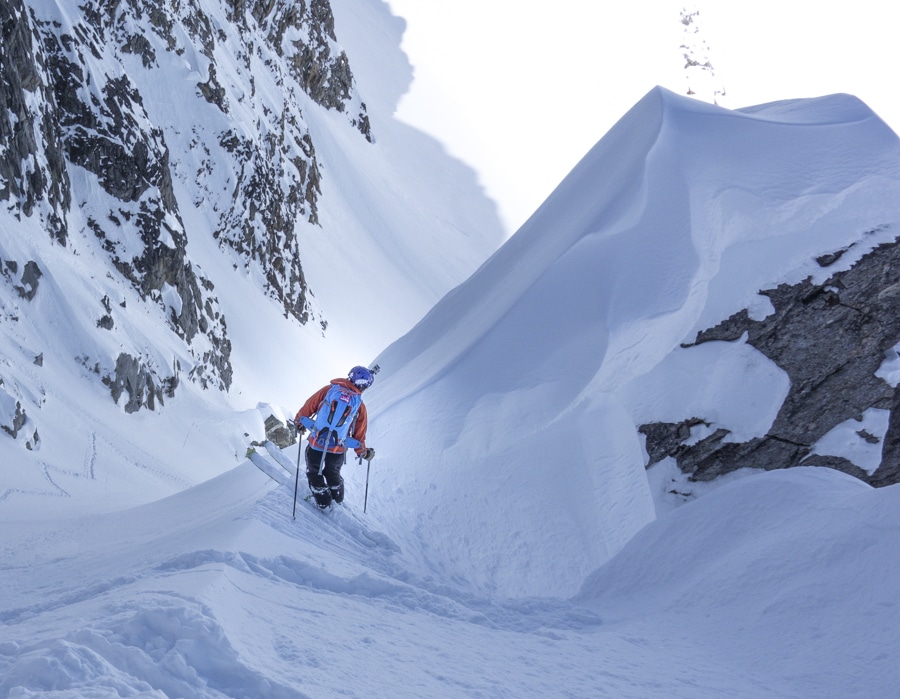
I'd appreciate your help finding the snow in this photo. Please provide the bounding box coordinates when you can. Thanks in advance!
[3,453,899,697]
[3,1,900,696]
[363,87,900,600]
[810,408,892,475]
[876,342,900,386]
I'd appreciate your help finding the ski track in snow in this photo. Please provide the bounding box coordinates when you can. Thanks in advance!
[4,453,897,697]
[0,463,631,699]
[83,431,97,480]
[249,451,601,636]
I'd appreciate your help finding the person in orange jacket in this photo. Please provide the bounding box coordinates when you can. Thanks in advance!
[294,366,375,509]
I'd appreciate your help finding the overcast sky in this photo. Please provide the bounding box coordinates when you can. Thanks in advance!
[384,0,900,234]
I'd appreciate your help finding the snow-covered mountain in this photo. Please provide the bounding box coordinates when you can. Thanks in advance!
[0,0,503,514]
[3,0,900,695]
[366,86,900,597]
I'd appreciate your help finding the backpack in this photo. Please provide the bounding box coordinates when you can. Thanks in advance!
[298,383,362,451]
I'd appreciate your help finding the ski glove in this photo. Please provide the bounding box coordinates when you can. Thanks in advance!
[361,447,375,461]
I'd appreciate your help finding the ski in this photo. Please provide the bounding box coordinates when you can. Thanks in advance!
[247,447,291,485]
[264,440,297,475]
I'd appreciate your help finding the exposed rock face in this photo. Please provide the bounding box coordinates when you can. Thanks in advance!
[0,0,70,242]
[241,0,371,138]
[0,378,39,449]
[0,393,27,438]
[216,122,320,323]
[103,352,179,414]
[261,414,295,449]
[34,4,233,400]
[878,387,900,486]
[1,260,43,301]
[211,0,372,322]
[641,232,900,486]
[0,0,371,416]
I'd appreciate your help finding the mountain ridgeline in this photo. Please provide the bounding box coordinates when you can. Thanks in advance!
[0,0,368,421]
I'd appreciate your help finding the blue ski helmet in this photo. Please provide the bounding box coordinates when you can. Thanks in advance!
[348,365,374,389]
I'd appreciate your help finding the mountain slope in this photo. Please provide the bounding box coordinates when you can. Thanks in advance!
[0,0,504,517]
[365,87,900,597]
[3,83,900,697]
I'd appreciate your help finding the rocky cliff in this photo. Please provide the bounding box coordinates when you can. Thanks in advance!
[0,0,371,423]
[641,228,900,487]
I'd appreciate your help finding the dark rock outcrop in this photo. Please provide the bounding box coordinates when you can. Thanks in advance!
[103,352,179,414]
[1,259,43,301]
[876,385,900,486]
[0,378,38,449]
[642,232,900,486]
[240,0,371,140]
[0,0,70,242]
[35,7,234,406]
[261,414,295,449]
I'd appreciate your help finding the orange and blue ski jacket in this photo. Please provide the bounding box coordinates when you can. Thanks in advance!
[294,378,368,455]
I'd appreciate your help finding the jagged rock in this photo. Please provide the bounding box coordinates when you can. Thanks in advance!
[197,64,227,112]
[243,0,371,140]
[32,5,235,395]
[643,234,900,486]
[0,377,38,447]
[96,294,115,329]
[2,259,43,300]
[216,125,319,322]
[262,414,294,449]
[0,395,27,438]
[2,259,41,301]
[639,418,708,466]
[103,352,180,413]
[0,0,71,242]
[875,384,900,487]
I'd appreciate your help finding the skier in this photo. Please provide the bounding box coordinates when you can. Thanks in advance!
[293,366,375,509]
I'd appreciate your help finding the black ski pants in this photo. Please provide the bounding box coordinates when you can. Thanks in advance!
[306,445,345,508]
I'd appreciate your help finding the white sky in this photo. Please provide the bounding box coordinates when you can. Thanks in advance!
[385,0,900,234]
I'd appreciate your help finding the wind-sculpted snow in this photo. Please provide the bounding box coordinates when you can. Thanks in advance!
[0,459,612,697]
[3,449,899,697]
[367,87,900,598]
[577,468,900,698]
[3,8,900,690]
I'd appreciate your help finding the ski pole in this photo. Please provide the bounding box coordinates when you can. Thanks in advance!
[363,455,372,514]
[292,436,302,519]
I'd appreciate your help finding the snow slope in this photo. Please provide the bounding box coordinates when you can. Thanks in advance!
[578,467,900,697]
[2,447,898,697]
[3,82,900,696]
[365,87,900,598]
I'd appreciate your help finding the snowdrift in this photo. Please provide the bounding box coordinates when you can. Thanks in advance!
[364,87,900,597]
[4,443,899,697]
[578,468,900,698]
